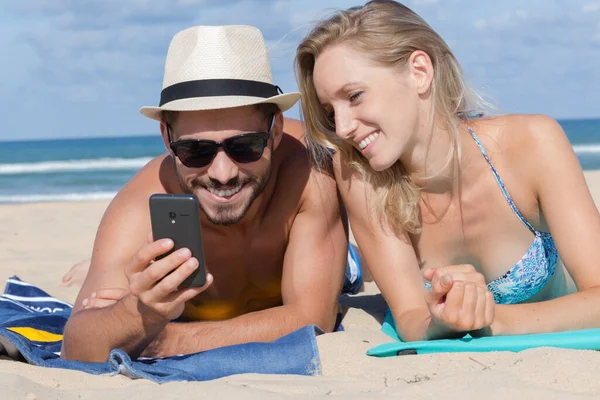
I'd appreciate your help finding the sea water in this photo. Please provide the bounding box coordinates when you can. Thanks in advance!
[0,118,599,203]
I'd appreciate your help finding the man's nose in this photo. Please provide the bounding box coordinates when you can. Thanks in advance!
[206,150,240,184]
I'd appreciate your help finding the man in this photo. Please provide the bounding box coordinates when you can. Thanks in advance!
[61,25,356,362]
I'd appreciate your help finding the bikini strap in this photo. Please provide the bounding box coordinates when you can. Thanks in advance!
[467,127,536,234]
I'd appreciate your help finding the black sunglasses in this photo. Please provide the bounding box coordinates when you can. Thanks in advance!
[167,116,275,168]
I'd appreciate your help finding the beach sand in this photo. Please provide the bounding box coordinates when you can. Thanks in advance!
[1,172,600,398]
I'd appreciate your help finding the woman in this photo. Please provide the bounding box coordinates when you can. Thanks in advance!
[295,0,600,341]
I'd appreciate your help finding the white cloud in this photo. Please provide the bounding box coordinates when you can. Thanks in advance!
[583,2,600,12]
[1,0,599,140]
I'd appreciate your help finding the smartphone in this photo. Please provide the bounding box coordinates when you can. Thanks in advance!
[149,193,207,287]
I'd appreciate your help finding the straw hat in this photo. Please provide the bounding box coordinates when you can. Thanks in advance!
[140,25,301,121]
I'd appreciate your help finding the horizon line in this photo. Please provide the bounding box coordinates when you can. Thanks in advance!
[1,116,599,143]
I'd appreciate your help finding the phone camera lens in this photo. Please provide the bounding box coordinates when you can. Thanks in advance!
[169,212,177,218]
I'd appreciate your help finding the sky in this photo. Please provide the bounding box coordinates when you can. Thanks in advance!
[1,0,599,141]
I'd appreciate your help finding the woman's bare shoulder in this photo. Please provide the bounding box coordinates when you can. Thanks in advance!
[472,114,565,155]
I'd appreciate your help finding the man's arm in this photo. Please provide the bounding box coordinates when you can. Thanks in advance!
[61,177,153,361]
[61,156,202,362]
[141,169,348,358]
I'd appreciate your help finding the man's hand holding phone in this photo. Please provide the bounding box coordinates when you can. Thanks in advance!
[82,193,212,327]
[123,237,213,322]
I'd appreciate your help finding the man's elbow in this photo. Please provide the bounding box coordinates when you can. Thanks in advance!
[60,318,110,362]
[60,320,78,360]
[61,338,111,363]
[60,341,88,362]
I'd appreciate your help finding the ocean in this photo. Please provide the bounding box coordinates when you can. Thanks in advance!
[0,136,164,203]
[1,118,599,204]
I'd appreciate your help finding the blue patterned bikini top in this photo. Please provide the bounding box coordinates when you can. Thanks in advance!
[468,127,559,304]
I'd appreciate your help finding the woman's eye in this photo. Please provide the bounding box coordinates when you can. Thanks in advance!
[349,91,362,102]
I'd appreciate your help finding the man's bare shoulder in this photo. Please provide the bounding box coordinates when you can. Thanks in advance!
[282,118,307,145]
[273,118,337,211]
[276,118,309,171]
[293,151,338,213]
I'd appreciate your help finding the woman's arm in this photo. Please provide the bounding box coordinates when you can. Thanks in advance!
[490,115,600,335]
[333,153,492,340]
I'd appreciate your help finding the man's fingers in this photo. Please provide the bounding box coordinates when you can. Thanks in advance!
[127,239,174,275]
[130,248,192,295]
[150,255,200,298]
[166,273,214,304]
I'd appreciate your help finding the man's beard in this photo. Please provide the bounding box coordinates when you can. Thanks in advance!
[175,162,271,226]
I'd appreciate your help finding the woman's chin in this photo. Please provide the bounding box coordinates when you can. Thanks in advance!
[369,156,397,172]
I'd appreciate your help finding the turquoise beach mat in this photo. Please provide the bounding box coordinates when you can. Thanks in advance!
[367,310,600,357]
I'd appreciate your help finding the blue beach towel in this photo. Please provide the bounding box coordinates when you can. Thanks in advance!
[0,276,322,382]
[367,309,600,357]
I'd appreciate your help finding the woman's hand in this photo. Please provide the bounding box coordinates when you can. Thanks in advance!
[82,287,129,309]
[424,264,495,335]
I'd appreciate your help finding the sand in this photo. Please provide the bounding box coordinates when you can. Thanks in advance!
[1,171,600,398]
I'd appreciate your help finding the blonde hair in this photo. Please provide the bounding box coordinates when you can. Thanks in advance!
[295,0,487,234]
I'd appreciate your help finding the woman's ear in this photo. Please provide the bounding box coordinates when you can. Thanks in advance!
[271,111,285,150]
[408,50,434,96]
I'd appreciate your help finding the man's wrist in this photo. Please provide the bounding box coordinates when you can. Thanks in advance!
[141,322,180,358]
[120,293,170,328]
